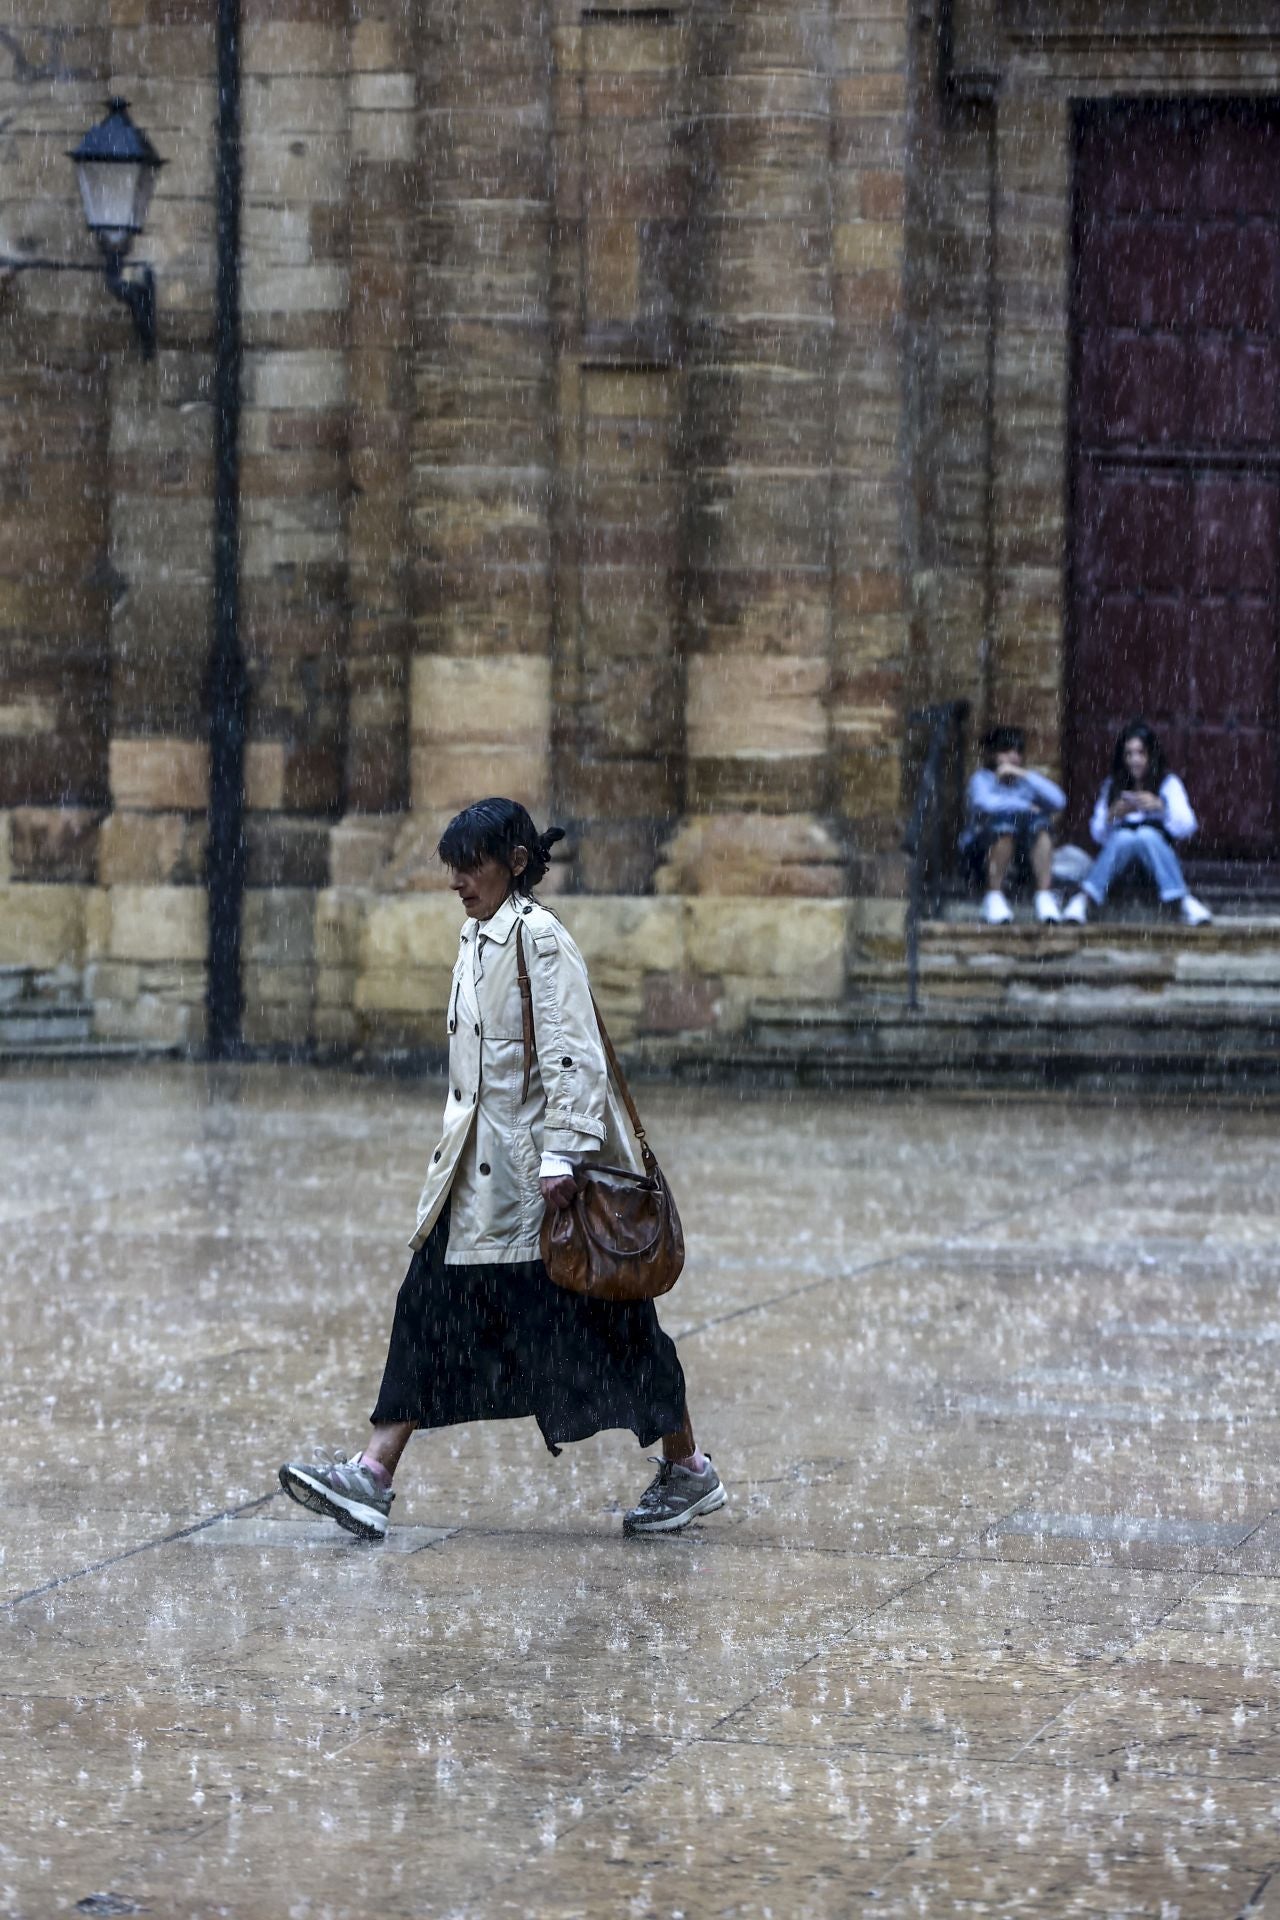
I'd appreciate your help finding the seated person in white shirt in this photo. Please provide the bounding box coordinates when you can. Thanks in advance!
[1063,718,1211,926]
[961,725,1067,926]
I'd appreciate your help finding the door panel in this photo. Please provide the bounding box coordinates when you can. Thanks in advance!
[1104,224,1192,329]
[1191,603,1277,726]
[1193,477,1279,594]
[1069,102,1280,859]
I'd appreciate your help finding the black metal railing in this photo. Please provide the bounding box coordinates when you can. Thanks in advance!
[903,700,969,1012]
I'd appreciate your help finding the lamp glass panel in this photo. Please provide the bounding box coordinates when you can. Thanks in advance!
[132,166,157,234]
[75,158,145,241]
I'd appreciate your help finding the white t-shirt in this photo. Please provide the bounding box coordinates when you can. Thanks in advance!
[1090,773,1197,847]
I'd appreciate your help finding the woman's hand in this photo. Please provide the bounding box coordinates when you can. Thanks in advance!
[540,1174,577,1210]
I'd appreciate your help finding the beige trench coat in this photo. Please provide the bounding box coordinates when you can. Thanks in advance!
[410,893,642,1265]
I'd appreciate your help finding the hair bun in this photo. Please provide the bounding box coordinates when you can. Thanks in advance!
[539,826,566,855]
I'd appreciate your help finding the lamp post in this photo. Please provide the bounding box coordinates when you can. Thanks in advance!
[68,99,165,358]
[0,98,164,357]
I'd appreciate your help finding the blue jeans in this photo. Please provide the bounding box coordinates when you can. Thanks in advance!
[1083,826,1187,906]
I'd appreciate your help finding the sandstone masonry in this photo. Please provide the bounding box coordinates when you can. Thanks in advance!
[1,1,1277,1054]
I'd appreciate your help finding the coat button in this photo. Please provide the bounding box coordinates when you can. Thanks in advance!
[433,1150,441,1162]
[474,1023,480,1036]
[523,904,532,915]
[479,1162,491,1176]
[454,1088,462,1100]
[561,1056,573,1067]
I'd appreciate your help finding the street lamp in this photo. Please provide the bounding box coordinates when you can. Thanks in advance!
[68,99,165,357]
[0,98,164,357]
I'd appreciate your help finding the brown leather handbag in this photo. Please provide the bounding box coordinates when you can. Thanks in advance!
[516,927,684,1303]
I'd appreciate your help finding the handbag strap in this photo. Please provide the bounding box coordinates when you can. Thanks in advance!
[515,921,655,1172]
[515,922,534,1103]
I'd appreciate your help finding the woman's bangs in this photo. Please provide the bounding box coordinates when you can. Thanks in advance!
[437,818,495,872]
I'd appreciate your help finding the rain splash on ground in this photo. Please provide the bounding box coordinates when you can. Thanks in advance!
[3,1062,1279,1916]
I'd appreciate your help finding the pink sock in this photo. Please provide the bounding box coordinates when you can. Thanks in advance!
[672,1450,708,1475]
[359,1454,392,1489]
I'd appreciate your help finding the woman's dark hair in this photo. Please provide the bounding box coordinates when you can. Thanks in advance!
[1109,718,1168,794]
[437,798,565,892]
[984,724,1026,762]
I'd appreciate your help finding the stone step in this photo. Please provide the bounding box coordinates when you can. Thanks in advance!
[922,913,1280,945]
[891,915,1280,1010]
[0,1037,179,1063]
[0,962,87,1009]
[0,1002,94,1048]
[0,965,35,1008]
[718,1000,1280,1095]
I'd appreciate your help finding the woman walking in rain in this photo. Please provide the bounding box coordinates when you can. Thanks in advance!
[280,798,727,1541]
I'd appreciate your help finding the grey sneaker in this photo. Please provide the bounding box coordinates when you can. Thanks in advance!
[623,1456,727,1537]
[279,1449,393,1542]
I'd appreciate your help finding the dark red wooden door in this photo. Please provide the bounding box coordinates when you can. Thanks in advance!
[1069,102,1280,857]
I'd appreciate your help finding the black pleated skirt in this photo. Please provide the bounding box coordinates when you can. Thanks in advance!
[370,1207,688,1454]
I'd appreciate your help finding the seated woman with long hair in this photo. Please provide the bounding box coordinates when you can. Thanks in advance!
[1063,719,1212,926]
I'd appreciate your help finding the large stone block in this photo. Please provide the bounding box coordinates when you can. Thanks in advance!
[314,965,356,1011]
[410,746,550,817]
[409,653,551,748]
[352,109,415,164]
[242,998,315,1050]
[327,816,399,888]
[244,817,331,888]
[556,897,686,979]
[685,899,847,1000]
[92,986,204,1051]
[243,889,315,967]
[242,962,315,1010]
[242,266,349,319]
[655,813,846,898]
[111,499,212,584]
[314,1005,359,1054]
[83,888,111,961]
[359,895,465,979]
[9,807,99,883]
[354,970,450,1019]
[0,885,87,968]
[83,961,140,1006]
[244,22,346,73]
[109,739,209,812]
[245,351,347,412]
[314,889,366,970]
[108,886,208,964]
[98,811,206,886]
[379,814,456,892]
[639,972,722,1036]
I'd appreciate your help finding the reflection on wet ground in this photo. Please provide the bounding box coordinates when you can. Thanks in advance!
[3,1063,1278,1916]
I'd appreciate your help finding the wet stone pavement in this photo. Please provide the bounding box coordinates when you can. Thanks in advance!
[3,1062,1280,1919]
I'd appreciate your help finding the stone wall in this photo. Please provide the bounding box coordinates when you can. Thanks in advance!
[3,1,1276,1056]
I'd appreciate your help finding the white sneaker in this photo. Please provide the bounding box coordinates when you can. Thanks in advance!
[981,890,1014,926]
[1179,894,1212,927]
[1063,892,1089,925]
[1034,890,1062,924]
